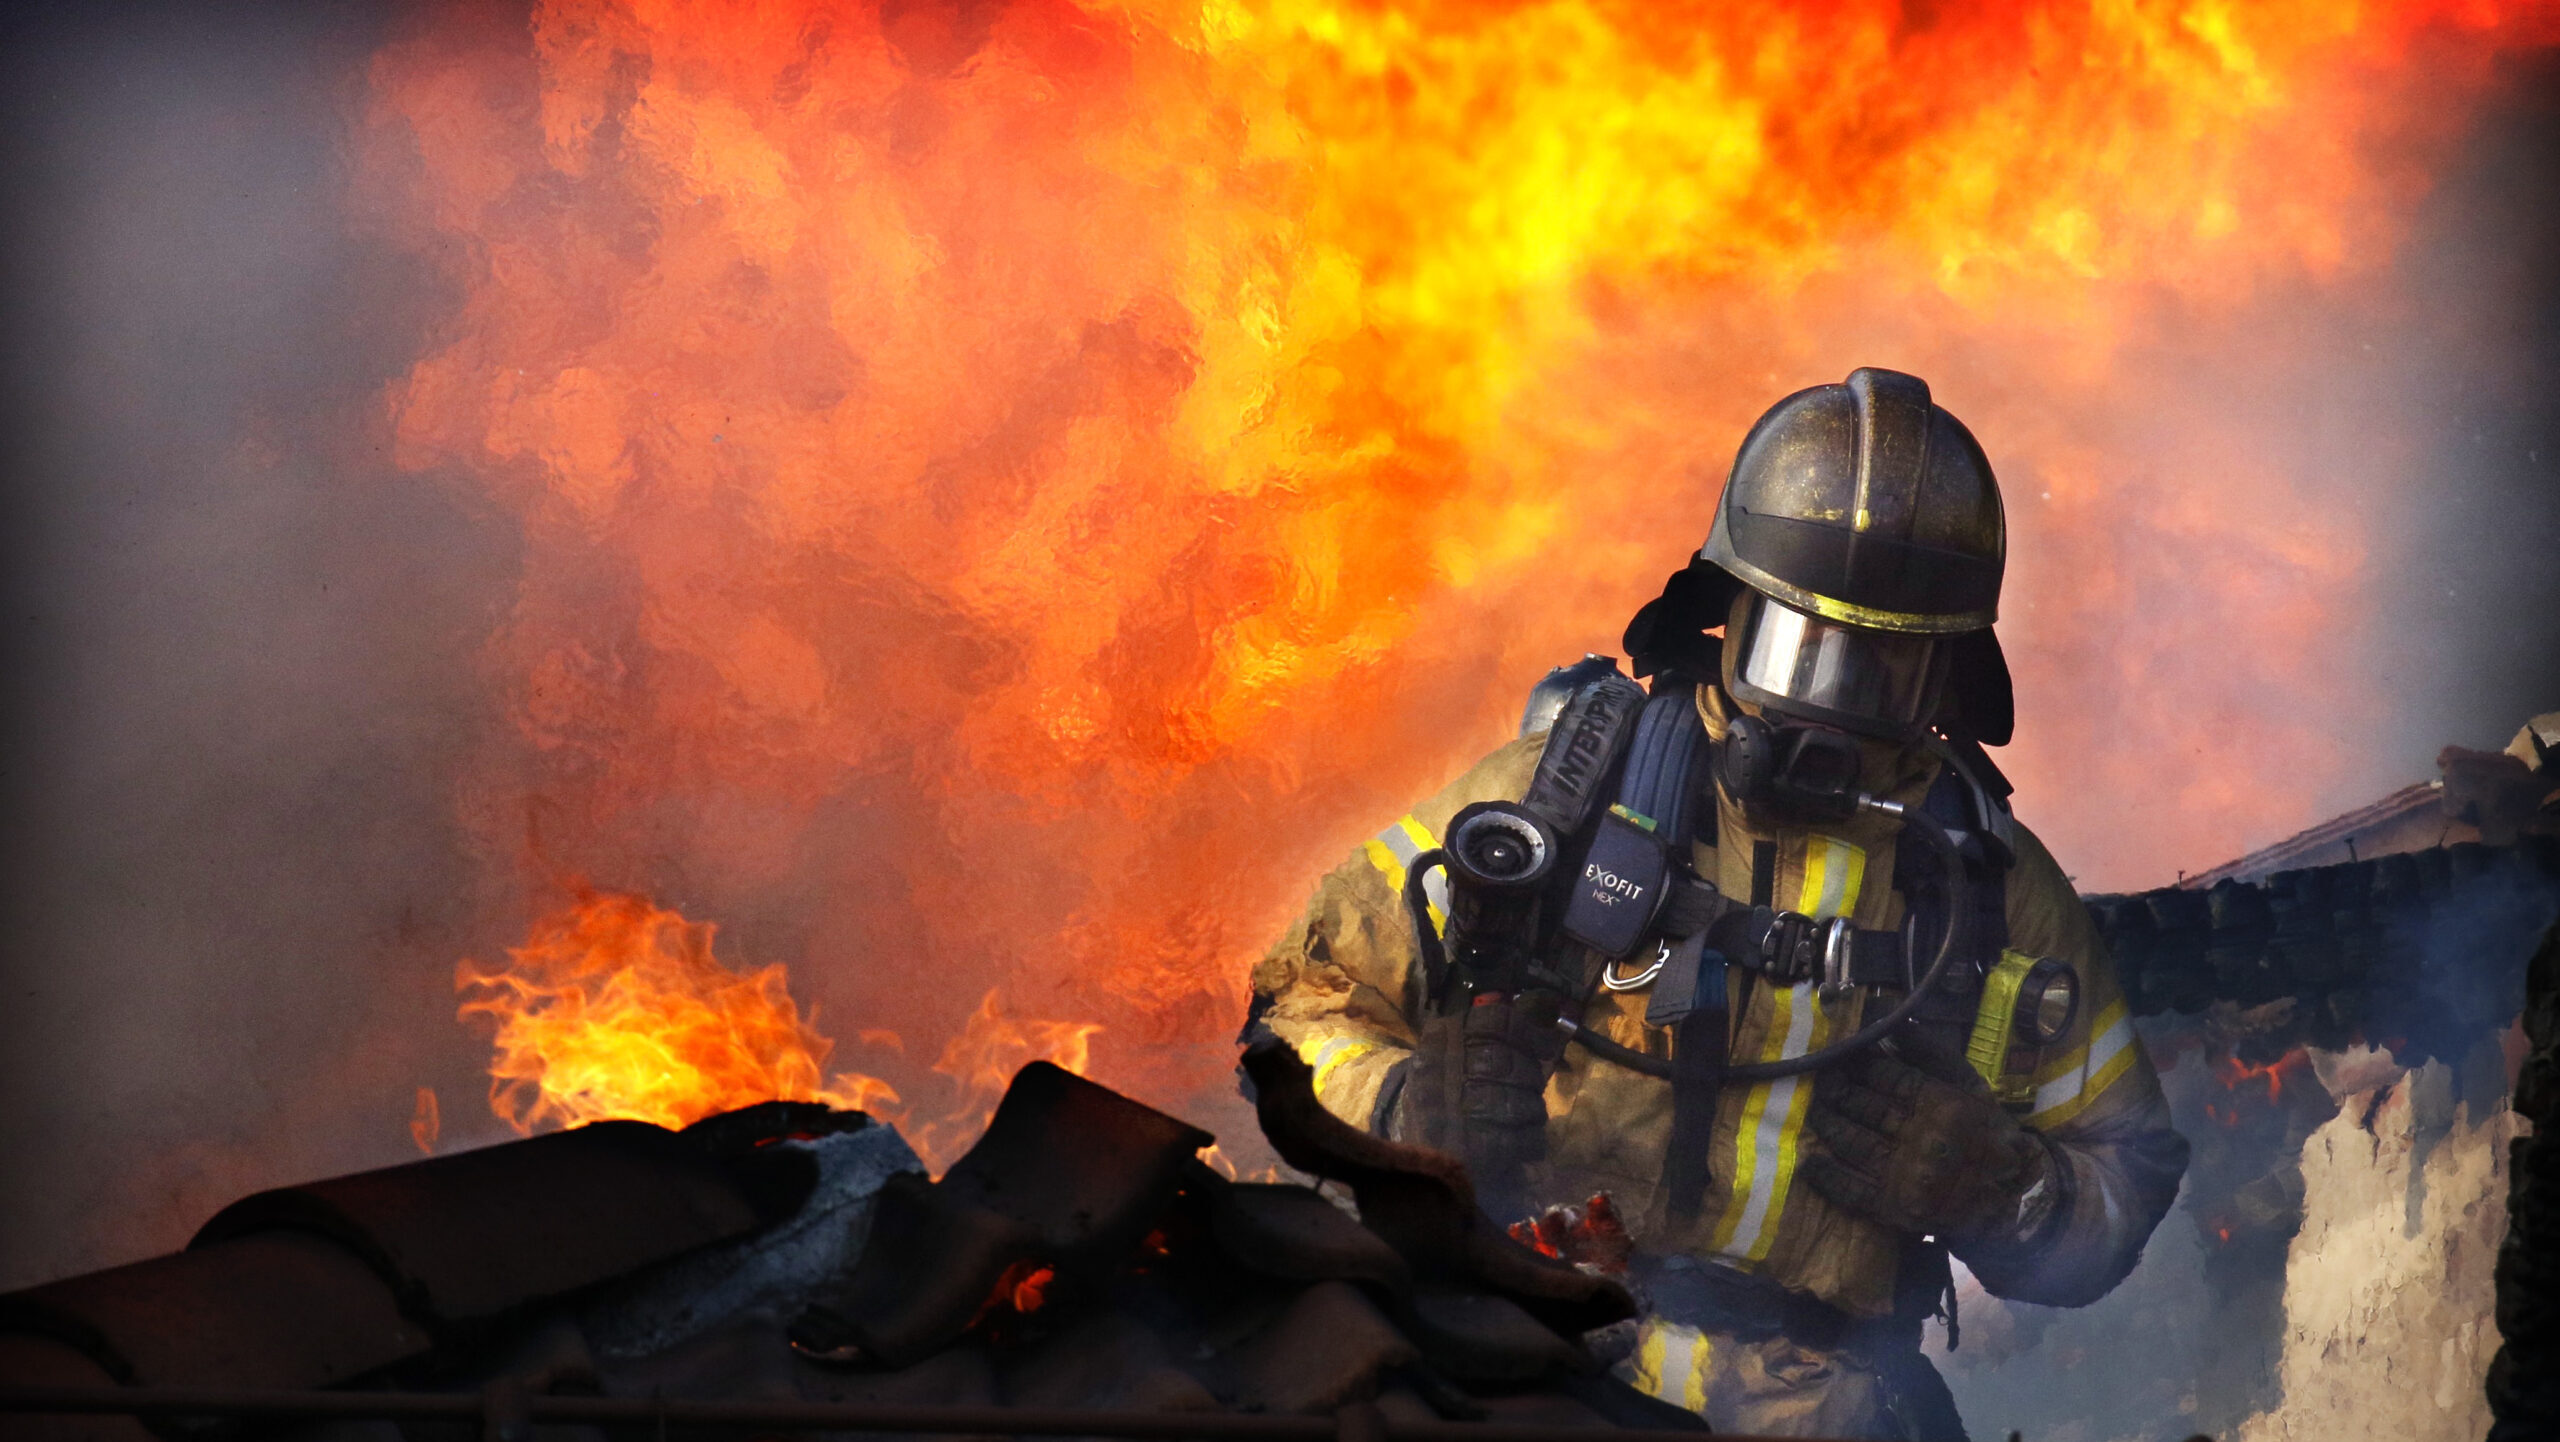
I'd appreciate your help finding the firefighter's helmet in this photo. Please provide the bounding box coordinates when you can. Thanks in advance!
[1624,368,2014,744]
[1705,366,2003,634]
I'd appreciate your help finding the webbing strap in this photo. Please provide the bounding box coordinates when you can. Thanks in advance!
[1662,1002,1730,1222]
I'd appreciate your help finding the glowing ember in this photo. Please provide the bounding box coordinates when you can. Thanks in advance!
[364,1,2560,1122]
[1004,1262,1055,1315]
[457,890,899,1132]
[2216,1049,2314,1105]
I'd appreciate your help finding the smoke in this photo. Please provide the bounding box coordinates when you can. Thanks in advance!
[2375,45,2560,769]
[0,0,2555,1331]
[0,0,522,1286]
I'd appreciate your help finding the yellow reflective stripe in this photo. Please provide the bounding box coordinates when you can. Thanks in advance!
[1362,837,1407,893]
[1711,983,1831,1259]
[1718,984,1836,1262]
[1363,816,1445,929]
[2030,997,2126,1085]
[1630,1324,1665,1399]
[1753,994,1838,1262]
[1629,1321,1711,1414]
[1796,835,1866,922]
[2026,1002,2138,1129]
[1707,986,1790,1256]
[1628,1321,1669,1403]
[1301,1034,1382,1100]
[1708,835,1866,1262]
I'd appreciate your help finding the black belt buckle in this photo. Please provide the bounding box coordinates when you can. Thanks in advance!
[1752,908,1815,983]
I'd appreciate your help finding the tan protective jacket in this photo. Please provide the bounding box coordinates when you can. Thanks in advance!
[1249,689,2186,1322]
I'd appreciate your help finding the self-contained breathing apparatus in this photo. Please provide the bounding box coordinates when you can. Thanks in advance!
[1408,663,1975,1069]
[1400,655,2044,1217]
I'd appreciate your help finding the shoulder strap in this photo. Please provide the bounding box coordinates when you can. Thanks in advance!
[1932,734,2018,867]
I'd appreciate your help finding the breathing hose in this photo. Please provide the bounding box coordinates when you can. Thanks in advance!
[1554,795,1971,1082]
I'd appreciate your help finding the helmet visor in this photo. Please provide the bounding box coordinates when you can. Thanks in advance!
[1731,594,1942,736]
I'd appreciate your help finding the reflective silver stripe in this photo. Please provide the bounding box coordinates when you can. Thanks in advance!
[1718,983,1822,1260]
[1376,815,1449,917]
[1628,1320,1710,1414]
[1800,835,1864,921]
[1654,1321,1707,1413]
[2028,1008,2135,1122]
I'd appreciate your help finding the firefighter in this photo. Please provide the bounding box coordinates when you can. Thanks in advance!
[1243,369,2190,1440]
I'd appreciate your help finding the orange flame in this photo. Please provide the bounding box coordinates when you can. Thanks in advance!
[457,889,898,1131]
[454,890,1110,1160]
[970,1258,1058,1328]
[1005,1262,1055,1314]
[365,2,2560,1125]
[2215,1048,2313,1105]
[410,1086,442,1155]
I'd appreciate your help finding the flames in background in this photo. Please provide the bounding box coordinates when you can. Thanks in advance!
[356,0,2560,1133]
[457,889,895,1130]
[455,889,1091,1167]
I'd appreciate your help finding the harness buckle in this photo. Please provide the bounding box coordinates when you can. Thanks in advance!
[1818,917,1856,1001]
[1756,909,1819,982]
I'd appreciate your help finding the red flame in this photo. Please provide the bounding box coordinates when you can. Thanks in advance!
[361,2,2560,1128]
[2216,1049,2313,1106]
[973,1258,1057,1326]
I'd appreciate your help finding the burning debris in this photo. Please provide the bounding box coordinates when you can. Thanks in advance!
[1929,715,2559,1438]
[0,1045,1705,1439]
[458,889,896,1132]
[457,887,1100,1174]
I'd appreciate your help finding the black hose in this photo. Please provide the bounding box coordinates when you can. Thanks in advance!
[1558,809,1971,1082]
[1404,848,1453,1006]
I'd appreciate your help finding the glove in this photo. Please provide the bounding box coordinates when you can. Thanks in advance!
[1801,1049,2063,1249]
[1406,995,1551,1197]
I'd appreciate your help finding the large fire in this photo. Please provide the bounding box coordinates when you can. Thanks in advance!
[457,889,897,1131]
[361,2,2560,1133]
[458,889,1097,1167]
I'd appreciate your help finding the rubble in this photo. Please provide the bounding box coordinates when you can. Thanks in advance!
[2232,1054,2520,1441]
[0,1049,1700,1439]
[2489,921,2560,1439]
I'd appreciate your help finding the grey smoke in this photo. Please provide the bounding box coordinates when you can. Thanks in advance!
[0,3,2553,1331]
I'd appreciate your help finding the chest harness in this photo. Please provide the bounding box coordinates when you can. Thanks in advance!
[1400,668,2038,1212]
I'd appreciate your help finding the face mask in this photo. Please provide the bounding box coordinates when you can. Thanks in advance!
[1727,593,1945,741]
[1714,710,1869,823]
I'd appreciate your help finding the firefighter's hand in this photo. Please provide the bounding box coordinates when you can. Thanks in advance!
[1800,1049,2061,1248]
[1403,996,1549,1172]
[1458,994,1550,1169]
